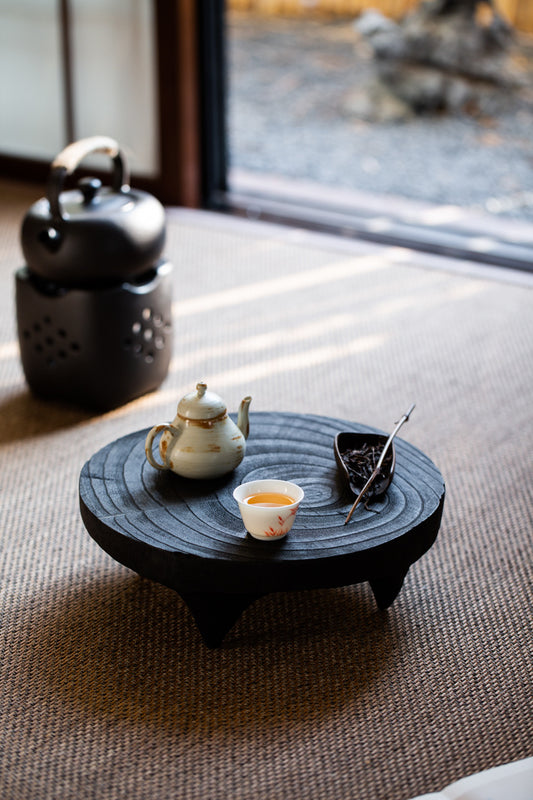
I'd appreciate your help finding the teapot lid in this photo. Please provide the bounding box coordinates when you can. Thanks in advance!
[177,382,227,420]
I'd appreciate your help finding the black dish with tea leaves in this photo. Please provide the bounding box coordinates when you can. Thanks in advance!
[334,432,396,501]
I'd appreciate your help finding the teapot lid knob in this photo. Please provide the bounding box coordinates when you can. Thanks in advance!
[196,382,207,397]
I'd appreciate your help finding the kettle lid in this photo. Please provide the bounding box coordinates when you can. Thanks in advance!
[177,383,227,420]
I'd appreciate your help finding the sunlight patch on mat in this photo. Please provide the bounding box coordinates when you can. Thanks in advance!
[0,341,19,360]
[173,313,356,370]
[172,251,402,318]
[175,333,385,395]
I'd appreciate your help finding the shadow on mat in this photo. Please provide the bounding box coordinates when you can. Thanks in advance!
[7,570,401,730]
[0,390,94,444]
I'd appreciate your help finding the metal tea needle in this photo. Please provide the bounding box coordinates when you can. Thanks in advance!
[344,403,416,525]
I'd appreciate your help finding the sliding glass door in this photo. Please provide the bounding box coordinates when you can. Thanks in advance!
[2,0,532,273]
[222,4,533,273]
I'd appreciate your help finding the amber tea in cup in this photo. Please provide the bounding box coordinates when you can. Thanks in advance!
[245,492,295,507]
[233,479,304,540]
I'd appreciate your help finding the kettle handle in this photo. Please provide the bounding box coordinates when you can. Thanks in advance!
[47,136,129,222]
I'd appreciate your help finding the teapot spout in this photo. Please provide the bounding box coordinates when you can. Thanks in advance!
[237,396,252,440]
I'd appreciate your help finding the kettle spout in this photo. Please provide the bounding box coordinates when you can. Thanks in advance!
[237,396,252,440]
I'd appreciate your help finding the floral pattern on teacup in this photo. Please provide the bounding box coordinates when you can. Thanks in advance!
[264,509,297,537]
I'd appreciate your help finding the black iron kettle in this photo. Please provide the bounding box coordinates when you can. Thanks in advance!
[16,136,173,411]
[21,135,166,287]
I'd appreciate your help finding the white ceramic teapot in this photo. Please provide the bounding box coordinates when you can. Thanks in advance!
[145,382,252,479]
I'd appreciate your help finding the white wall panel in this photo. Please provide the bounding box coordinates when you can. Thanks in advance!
[70,0,158,177]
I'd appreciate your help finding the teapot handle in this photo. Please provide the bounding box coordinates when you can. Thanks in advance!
[145,423,177,471]
[47,136,129,222]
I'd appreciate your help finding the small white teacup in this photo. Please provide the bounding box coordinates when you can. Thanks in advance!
[233,479,304,541]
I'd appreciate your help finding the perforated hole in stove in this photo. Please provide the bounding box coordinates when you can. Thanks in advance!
[22,316,81,366]
[123,306,171,364]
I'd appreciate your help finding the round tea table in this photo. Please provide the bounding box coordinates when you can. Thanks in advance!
[79,412,445,647]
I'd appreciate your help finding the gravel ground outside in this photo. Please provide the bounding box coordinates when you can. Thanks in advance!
[227,12,533,222]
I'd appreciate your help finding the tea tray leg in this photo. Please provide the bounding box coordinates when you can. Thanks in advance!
[368,566,410,610]
[179,591,265,648]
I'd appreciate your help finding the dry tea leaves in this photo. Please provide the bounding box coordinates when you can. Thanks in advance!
[340,442,393,499]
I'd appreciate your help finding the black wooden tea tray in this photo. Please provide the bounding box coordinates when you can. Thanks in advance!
[79,412,445,647]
